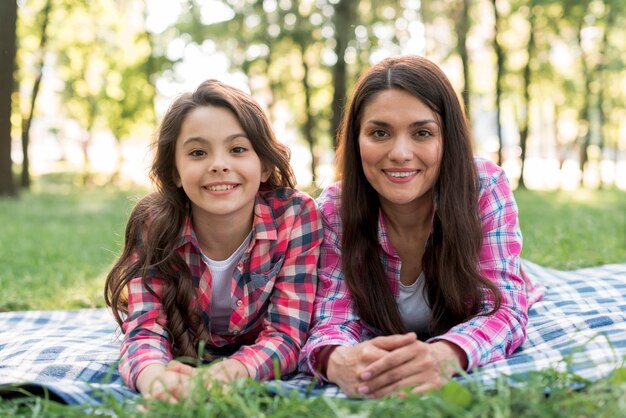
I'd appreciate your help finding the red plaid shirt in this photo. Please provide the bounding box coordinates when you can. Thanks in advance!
[119,188,322,390]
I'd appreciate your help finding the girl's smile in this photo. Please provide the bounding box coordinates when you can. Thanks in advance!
[174,105,270,227]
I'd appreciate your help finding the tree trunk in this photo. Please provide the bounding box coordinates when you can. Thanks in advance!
[0,0,18,197]
[301,54,318,186]
[517,9,536,190]
[576,20,592,186]
[491,0,504,166]
[330,0,356,149]
[596,7,614,189]
[457,0,471,119]
[20,0,52,189]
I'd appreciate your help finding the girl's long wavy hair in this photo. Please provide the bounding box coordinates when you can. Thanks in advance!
[104,80,295,360]
[336,56,501,336]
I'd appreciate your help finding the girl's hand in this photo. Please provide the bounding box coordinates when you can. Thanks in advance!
[136,360,195,402]
[326,333,417,397]
[357,340,467,398]
[195,358,250,387]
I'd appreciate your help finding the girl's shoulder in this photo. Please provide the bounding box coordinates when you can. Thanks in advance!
[258,187,318,216]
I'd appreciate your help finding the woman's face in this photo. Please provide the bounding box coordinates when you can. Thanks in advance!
[358,88,443,210]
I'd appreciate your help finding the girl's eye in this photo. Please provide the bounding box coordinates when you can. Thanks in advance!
[189,149,206,157]
[416,129,432,137]
[231,146,247,154]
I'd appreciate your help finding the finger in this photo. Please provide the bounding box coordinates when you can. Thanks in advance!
[359,346,443,396]
[167,360,195,375]
[366,371,445,399]
[367,332,417,352]
[411,380,444,395]
[148,386,179,404]
[358,343,391,363]
[360,341,424,380]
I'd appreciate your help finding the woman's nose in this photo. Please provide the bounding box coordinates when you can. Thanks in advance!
[388,135,413,162]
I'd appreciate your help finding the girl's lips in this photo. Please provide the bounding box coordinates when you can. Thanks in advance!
[203,183,239,194]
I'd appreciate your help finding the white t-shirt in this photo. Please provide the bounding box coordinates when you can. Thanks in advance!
[396,272,432,334]
[201,231,253,334]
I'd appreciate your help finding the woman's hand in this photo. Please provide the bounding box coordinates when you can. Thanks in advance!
[326,333,417,397]
[357,340,467,398]
[135,360,195,402]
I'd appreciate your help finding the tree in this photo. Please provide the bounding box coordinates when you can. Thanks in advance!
[330,0,357,148]
[492,0,506,166]
[51,0,155,185]
[19,0,52,189]
[166,0,412,185]
[0,0,18,197]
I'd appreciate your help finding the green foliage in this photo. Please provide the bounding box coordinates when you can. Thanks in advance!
[3,365,626,417]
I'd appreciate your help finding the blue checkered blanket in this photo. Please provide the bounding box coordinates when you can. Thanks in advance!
[1,260,626,404]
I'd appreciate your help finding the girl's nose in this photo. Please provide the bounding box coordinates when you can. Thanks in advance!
[209,152,230,173]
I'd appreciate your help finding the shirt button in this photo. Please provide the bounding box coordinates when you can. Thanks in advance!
[236,300,243,307]
[237,261,243,269]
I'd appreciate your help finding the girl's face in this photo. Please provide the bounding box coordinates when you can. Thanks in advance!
[174,105,270,225]
[358,88,443,211]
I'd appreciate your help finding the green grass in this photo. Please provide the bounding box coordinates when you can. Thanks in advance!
[0,184,625,416]
[515,188,626,269]
[0,185,143,311]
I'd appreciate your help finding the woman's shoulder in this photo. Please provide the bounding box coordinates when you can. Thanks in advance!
[472,156,517,213]
[473,155,505,179]
[315,181,342,217]
[473,156,510,192]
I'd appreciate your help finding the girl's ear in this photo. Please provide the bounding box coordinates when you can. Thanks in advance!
[261,163,272,183]
[173,171,182,188]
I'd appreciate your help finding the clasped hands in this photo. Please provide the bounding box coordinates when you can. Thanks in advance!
[325,332,466,398]
[135,358,249,403]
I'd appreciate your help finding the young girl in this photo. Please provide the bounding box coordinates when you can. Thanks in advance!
[105,80,322,401]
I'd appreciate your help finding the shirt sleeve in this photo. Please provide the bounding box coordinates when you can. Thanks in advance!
[429,161,529,370]
[298,186,364,380]
[119,273,172,390]
[229,194,323,380]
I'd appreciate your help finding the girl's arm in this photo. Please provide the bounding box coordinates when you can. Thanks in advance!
[119,274,173,391]
[229,193,323,380]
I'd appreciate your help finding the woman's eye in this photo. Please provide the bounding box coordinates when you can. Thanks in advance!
[416,129,432,137]
[371,130,388,138]
[231,146,247,154]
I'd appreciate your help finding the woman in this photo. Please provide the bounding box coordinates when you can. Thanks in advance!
[299,56,543,398]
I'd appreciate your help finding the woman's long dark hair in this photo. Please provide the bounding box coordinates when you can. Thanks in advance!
[336,56,501,336]
[104,80,295,360]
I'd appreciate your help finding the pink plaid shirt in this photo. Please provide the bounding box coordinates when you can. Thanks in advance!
[299,157,544,378]
[119,188,322,390]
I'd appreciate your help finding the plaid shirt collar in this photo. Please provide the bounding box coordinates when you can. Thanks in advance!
[174,193,279,251]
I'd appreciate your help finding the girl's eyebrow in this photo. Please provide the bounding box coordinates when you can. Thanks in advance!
[182,133,248,147]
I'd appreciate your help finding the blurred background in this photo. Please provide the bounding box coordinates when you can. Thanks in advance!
[1,0,626,196]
